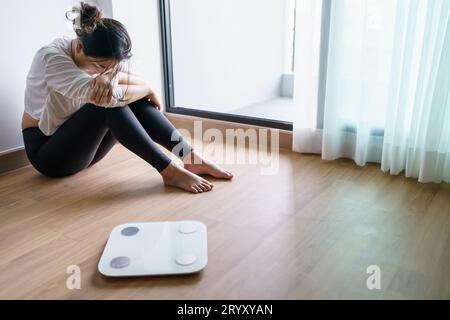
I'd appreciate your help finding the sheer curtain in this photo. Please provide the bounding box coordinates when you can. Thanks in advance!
[293,0,450,183]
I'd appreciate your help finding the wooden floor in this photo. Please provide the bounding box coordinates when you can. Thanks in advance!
[0,143,449,300]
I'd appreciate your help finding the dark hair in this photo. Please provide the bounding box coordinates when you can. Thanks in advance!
[67,2,132,61]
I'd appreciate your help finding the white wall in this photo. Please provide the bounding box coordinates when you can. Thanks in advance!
[170,0,287,112]
[0,0,112,155]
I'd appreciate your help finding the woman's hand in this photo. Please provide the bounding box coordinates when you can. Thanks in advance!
[90,75,114,106]
[145,89,162,110]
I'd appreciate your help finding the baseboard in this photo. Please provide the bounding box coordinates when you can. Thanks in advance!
[166,113,293,150]
[0,148,30,175]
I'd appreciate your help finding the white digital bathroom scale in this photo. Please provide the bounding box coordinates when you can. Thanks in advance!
[98,221,208,277]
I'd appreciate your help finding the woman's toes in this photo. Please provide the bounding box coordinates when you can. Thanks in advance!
[201,182,212,191]
[200,178,211,185]
[223,171,233,179]
[162,162,217,194]
[190,186,198,193]
[202,182,214,191]
[209,165,233,180]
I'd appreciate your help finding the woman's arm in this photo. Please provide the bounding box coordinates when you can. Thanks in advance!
[118,84,162,110]
[114,71,162,109]
[117,72,147,85]
[44,52,127,108]
[117,84,152,104]
[90,72,162,109]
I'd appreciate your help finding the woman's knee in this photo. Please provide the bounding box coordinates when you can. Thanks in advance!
[72,103,108,125]
[129,99,160,115]
[128,97,152,109]
[80,103,106,113]
[104,105,136,126]
[104,105,132,115]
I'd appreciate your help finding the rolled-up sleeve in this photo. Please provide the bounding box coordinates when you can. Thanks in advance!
[43,52,127,108]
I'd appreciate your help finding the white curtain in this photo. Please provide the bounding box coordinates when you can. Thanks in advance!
[293,0,450,183]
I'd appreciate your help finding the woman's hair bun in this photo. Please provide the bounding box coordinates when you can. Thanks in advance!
[67,2,103,37]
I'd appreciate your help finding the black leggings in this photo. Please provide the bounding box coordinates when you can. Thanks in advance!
[22,98,193,178]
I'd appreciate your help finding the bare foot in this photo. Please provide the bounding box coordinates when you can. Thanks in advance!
[183,152,234,180]
[161,162,213,194]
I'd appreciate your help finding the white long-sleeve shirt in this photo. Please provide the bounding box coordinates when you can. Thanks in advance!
[24,37,128,136]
